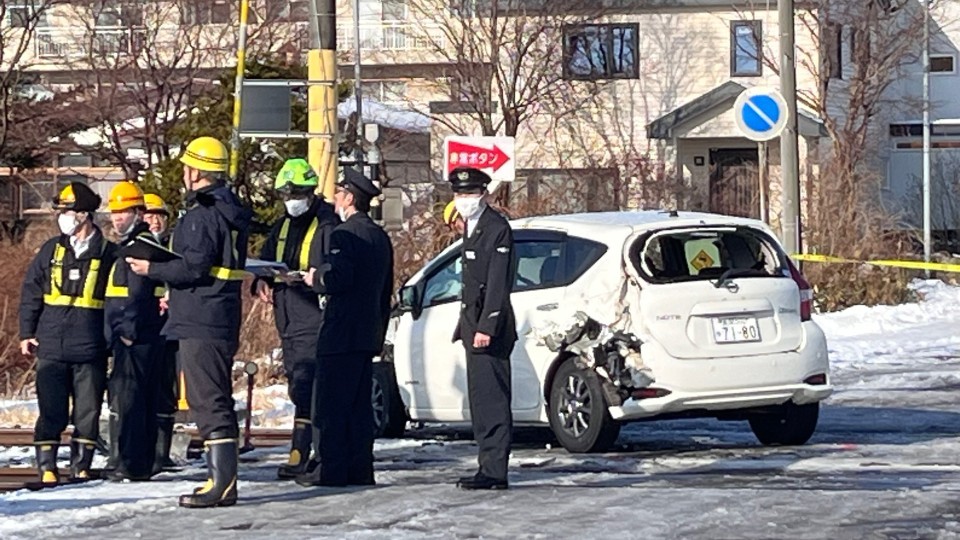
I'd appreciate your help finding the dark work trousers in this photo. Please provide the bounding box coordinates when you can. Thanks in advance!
[315,353,374,486]
[109,340,163,477]
[466,350,513,482]
[282,333,318,420]
[155,340,178,419]
[179,339,239,439]
[34,357,107,444]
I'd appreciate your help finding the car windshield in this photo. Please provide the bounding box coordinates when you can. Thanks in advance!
[634,226,787,284]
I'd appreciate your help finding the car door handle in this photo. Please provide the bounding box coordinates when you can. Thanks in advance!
[537,303,559,311]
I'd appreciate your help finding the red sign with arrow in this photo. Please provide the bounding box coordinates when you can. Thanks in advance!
[443,136,516,181]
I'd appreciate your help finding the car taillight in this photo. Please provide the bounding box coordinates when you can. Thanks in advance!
[786,258,813,322]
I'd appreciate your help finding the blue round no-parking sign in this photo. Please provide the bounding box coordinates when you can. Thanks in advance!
[734,88,789,142]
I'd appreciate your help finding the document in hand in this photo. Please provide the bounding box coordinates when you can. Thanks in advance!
[245,258,303,280]
[118,235,182,263]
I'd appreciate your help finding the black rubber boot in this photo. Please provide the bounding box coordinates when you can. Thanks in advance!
[277,419,312,480]
[35,443,59,485]
[69,439,97,481]
[178,432,238,508]
[152,416,177,475]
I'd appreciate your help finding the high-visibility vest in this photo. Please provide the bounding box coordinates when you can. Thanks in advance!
[275,217,319,271]
[43,243,106,309]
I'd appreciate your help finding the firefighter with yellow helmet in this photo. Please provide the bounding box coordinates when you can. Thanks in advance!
[19,182,117,486]
[141,192,179,474]
[103,181,166,481]
[127,136,252,507]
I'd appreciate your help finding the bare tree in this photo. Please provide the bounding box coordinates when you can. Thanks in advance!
[406,0,608,137]
[48,0,304,177]
[0,0,63,167]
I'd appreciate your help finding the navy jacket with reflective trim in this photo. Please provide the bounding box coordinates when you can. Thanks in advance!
[105,222,164,346]
[258,198,339,340]
[148,183,252,342]
[19,228,117,363]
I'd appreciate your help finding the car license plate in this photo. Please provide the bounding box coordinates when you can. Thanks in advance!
[712,317,761,344]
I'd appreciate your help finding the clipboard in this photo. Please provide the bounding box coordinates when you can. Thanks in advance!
[118,235,182,263]
[245,258,305,281]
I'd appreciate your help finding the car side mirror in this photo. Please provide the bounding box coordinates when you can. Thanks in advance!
[398,285,423,319]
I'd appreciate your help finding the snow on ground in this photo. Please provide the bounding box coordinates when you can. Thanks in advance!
[3,280,960,538]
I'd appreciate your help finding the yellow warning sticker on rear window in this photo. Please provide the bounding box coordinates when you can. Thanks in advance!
[691,250,715,271]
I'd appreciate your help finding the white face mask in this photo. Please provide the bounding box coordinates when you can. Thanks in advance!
[58,214,79,236]
[454,197,483,220]
[119,218,139,237]
[284,198,311,217]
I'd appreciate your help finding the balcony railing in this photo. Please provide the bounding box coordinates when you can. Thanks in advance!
[35,27,148,59]
[333,22,446,52]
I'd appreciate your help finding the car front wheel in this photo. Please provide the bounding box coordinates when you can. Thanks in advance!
[547,359,621,453]
[748,402,820,446]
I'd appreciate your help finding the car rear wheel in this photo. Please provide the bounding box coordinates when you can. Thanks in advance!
[748,402,819,446]
[547,359,621,453]
[372,362,407,439]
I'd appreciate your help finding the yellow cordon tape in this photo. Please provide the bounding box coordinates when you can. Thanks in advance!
[792,253,960,273]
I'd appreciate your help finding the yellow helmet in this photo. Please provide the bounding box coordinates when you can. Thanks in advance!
[179,136,228,172]
[53,182,101,212]
[143,193,169,215]
[107,181,145,212]
[442,200,460,225]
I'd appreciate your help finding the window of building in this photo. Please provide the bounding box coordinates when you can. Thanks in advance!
[562,23,639,81]
[265,0,309,22]
[182,0,232,25]
[931,54,956,74]
[383,0,407,21]
[92,1,143,27]
[365,80,407,104]
[823,22,843,79]
[731,20,762,77]
[8,1,48,28]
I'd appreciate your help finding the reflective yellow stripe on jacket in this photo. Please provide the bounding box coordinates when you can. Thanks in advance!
[275,217,319,271]
[105,265,166,298]
[43,244,104,309]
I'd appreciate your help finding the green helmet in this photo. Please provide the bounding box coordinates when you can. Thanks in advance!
[274,158,319,193]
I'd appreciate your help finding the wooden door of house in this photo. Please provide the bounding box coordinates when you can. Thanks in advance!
[709,148,760,219]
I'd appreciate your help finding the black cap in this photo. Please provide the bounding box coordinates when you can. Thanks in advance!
[53,182,101,213]
[338,167,381,198]
[449,167,490,194]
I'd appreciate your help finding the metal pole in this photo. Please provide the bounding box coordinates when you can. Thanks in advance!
[759,140,768,224]
[779,0,801,254]
[228,0,251,182]
[922,0,932,275]
[353,0,364,166]
[309,0,340,202]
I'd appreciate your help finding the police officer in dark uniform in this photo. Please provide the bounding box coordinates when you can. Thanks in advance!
[449,167,517,490]
[19,182,117,486]
[127,136,251,508]
[299,168,393,487]
[142,193,179,473]
[103,181,166,481]
[255,158,339,479]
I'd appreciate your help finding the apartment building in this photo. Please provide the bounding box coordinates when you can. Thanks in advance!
[3,0,958,232]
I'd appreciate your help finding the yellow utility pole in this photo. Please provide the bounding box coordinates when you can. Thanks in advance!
[308,0,339,202]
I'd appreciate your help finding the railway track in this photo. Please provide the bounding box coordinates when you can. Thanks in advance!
[0,427,292,493]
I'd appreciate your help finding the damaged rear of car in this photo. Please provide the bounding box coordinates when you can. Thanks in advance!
[535,218,831,452]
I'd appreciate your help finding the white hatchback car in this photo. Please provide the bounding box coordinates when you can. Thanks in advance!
[371,210,832,453]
